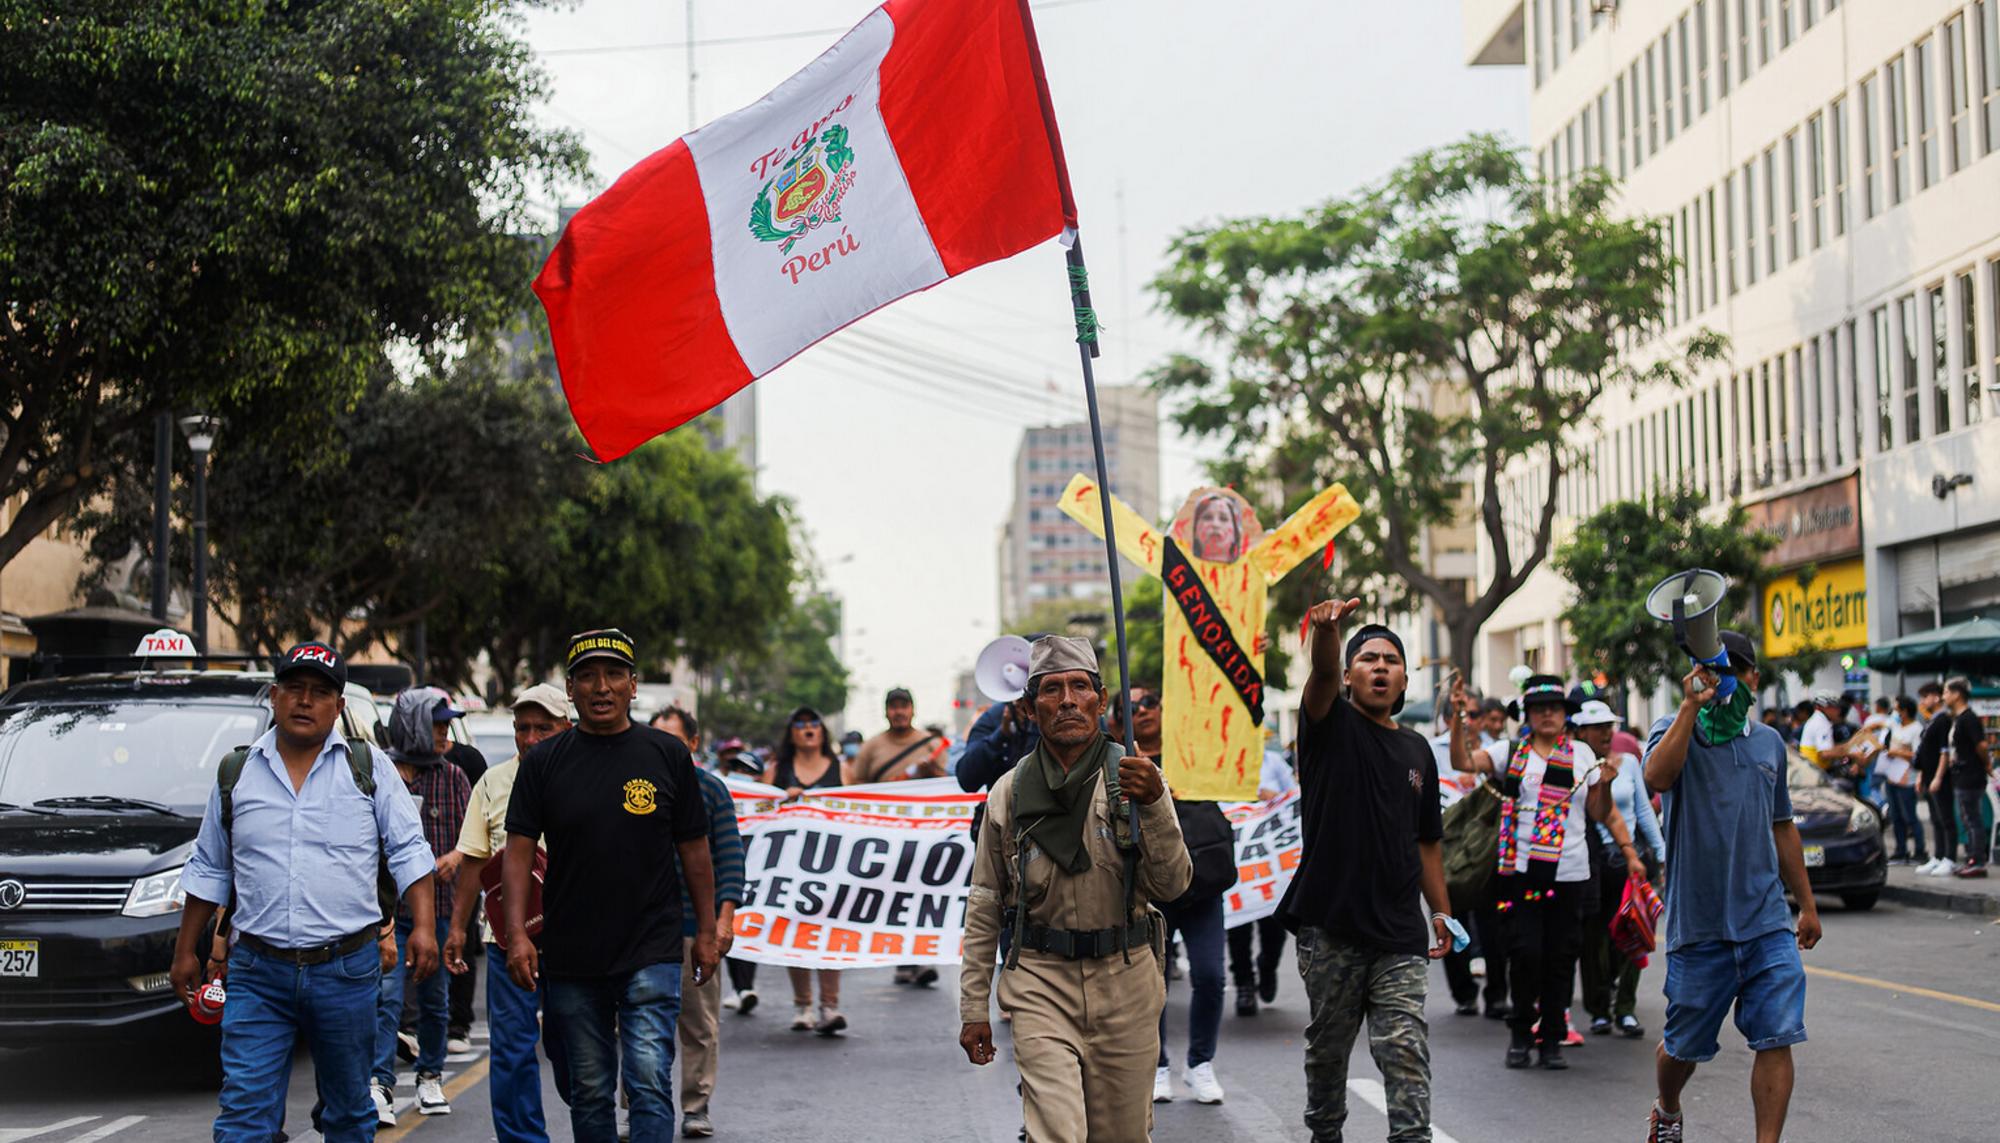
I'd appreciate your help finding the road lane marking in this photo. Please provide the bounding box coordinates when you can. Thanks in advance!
[1346,1079,1464,1143]
[1802,965,2000,1015]
[66,1118,143,1141]
[0,1119,98,1142]
[377,1058,491,1142]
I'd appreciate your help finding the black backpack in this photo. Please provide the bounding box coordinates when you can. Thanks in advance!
[1169,799,1238,904]
[215,742,399,934]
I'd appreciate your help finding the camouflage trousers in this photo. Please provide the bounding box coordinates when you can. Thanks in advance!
[1296,926,1431,1143]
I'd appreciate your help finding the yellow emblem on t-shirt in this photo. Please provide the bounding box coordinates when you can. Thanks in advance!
[622,778,657,815]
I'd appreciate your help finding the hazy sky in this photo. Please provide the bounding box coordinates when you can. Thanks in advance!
[519,0,1527,733]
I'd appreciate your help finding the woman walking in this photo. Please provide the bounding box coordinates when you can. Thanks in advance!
[1450,675,1635,1070]
[759,707,849,1035]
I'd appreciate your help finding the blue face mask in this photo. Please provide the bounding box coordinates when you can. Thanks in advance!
[842,743,860,759]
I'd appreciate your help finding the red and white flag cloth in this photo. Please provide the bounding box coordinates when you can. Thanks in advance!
[535,0,1077,460]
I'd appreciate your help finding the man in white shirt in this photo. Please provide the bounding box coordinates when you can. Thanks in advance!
[1797,693,1857,774]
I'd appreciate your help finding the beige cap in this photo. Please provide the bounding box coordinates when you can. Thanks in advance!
[512,682,574,721]
[1027,635,1100,686]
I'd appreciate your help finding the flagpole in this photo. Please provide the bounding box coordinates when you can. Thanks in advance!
[1064,234,1142,803]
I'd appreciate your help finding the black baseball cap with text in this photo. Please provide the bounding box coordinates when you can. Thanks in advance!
[884,687,914,706]
[275,641,347,690]
[566,628,637,673]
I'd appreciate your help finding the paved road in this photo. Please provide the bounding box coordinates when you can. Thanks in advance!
[3,901,1995,1141]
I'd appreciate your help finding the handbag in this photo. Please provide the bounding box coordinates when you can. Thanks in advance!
[1609,874,1664,968]
[479,848,548,949]
[1441,782,1503,912]
[1169,800,1239,904]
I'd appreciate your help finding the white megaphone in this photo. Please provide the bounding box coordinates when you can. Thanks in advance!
[1643,568,1738,701]
[974,635,1033,702]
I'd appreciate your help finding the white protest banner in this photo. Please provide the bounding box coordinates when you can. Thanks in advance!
[729,778,981,969]
[1220,789,1302,928]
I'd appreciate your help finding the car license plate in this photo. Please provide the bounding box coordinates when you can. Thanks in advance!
[1802,845,1825,868]
[0,940,37,978]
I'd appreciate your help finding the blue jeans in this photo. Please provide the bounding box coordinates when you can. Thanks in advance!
[1663,928,1808,1063]
[1883,783,1925,859]
[486,942,550,1141]
[376,914,449,1085]
[1157,894,1226,1068]
[216,939,380,1142]
[545,961,683,1142]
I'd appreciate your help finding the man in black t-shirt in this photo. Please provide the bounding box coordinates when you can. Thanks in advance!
[1279,599,1451,1143]
[1912,682,1958,871]
[502,629,717,1143]
[1941,677,1992,877]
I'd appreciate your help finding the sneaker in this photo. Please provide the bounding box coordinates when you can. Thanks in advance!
[1589,1016,1613,1035]
[791,1003,815,1031]
[415,1072,450,1116]
[1454,999,1478,1017]
[1887,854,1913,866]
[1236,988,1258,1017]
[1504,1031,1532,1069]
[1152,1066,1173,1103]
[736,988,758,1016]
[446,1034,472,1055]
[1183,1062,1224,1104]
[1646,1104,1685,1142]
[682,1111,715,1138]
[369,1079,397,1128]
[722,990,740,1011]
[1538,1044,1568,1070]
[893,967,916,985]
[1618,1014,1646,1038]
[395,1029,419,1063]
[914,966,940,987]
[1484,1003,1511,1020]
[814,1007,847,1036]
[1256,962,1278,1004]
[1954,863,1989,879]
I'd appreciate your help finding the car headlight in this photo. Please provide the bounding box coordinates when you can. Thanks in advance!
[1849,803,1879,835]
[122,867,187,918]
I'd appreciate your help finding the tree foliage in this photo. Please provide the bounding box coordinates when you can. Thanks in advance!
[701,591,851,745]
[1553,486,1778,700]
[1149,134,1726,673]
[0,0,586,571]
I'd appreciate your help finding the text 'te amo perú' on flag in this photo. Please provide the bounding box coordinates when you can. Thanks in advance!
[533,0,1078,461]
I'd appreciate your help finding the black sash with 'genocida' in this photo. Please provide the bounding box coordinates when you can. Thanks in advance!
[1161,538,1265,725]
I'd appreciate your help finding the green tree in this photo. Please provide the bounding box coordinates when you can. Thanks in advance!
[1149,135,1725,673]
[1553,486,1778,700]
[701,591,851,744]
[0,0,586,572]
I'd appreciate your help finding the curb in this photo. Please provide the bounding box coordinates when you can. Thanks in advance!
[1880,882,2000,917]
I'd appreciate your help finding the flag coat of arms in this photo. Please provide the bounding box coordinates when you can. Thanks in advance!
[535,0,1077,460]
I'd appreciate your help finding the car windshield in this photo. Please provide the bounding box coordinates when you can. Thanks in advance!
[0,700,266,813]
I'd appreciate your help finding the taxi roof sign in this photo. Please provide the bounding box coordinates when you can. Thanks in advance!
[134,628,197,657]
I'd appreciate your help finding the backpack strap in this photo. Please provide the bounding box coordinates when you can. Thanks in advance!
[213,748,251,937]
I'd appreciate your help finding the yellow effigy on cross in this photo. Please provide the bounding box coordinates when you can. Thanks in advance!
[1059,474,1361,801]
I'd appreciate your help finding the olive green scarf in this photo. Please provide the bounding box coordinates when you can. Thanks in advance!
[1697,683,1754,744]
[1013,735,1111,875]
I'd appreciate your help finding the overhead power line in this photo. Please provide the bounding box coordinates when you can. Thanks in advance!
[537,0,1107,57]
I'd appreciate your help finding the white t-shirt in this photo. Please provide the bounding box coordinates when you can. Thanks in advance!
[1799,710,1836,763]
[1878,718,1924,784]
[1488,738,1602,882]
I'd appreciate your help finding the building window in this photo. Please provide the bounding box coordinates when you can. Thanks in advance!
[1806,340,1823,471]
[1705,189,1720,304]
[1631,68,1647,168]
[1872,305,1893,450]
[1763,147,1779,271]
[1959,271,1982,426]
[1718,0,1734,96]
[1742,161,1760,283]
[1802,0,1816,31]
[1571,0,1586,50]
[1679,15,1694,128]
[1757,0,1772,67]
[1615,80,1629,176]
[1989,259,2000,421]
[1581,106,1594,169]
[1830,96,1849,236]
[1982,1,2000,152]
[1647,45,1661,155]
[1946,16,1973,173]
[1697,1,1713,112]
[1737,0,1755,83]
[1773,356,1790,482]
[1931,284,1951,434]
[1724,172,1739,294]
[1899,294,1921,443]
[1778,0,1794,50]
[1784,131,1801,261]
[1805,114,1826,250]
[1915,37,1940,190]
[1531,0,1546,86]
[1886,53,1909,206]
[1860,77,1882,218]
[1597,91,1610,171]
[1846,318,1861,461]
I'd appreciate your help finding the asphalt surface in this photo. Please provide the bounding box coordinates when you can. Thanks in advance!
[3,900,1996,1142]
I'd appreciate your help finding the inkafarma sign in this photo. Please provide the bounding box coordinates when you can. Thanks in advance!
[1763,558,1868,659]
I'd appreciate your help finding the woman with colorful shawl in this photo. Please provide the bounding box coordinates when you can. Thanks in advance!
[1448,674,1637,1071]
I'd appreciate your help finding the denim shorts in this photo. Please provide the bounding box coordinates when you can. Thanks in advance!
[1662,928,1807,1063]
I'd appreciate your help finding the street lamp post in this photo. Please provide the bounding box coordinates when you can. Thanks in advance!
[151,413,172,622]
[178,414,223,656]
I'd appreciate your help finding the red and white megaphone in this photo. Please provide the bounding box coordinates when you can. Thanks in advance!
[973,636,1033,702]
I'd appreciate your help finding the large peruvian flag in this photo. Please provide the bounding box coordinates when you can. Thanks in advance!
[534,0,1077,460]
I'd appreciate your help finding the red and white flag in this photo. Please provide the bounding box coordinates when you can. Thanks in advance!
[535,0,1077,460]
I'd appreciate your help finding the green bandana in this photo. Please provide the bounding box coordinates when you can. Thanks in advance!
[1013,735,1112,875]
[1696,684,1754,744]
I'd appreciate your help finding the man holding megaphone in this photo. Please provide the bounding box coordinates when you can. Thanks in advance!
[1639,618,1821,1143]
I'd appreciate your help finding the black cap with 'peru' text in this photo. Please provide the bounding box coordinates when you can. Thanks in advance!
[566,628,637,673]
[276,641,347,690]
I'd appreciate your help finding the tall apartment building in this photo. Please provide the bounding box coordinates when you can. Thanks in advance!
[997,386,1161,627]
[1464,0,2000,710]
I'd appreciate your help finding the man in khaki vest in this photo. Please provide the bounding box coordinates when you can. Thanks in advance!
[959,636,1192,1142]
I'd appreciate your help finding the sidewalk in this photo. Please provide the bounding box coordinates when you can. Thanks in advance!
[1880,861,2000,916]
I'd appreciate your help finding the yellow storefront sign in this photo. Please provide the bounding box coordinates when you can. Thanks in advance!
[1763,558,1868,659]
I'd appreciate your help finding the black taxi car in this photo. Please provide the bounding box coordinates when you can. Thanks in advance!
[0,670,381,1043]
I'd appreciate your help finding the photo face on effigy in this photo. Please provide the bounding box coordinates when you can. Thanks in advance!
[1169,486,1263,564]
